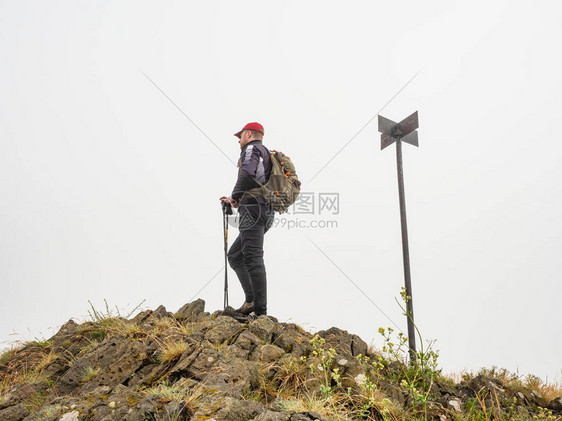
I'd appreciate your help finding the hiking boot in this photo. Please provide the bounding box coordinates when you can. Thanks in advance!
[236,301,254,315]
[246,312,259,321]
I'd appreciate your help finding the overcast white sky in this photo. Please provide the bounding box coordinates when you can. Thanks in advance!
[1,1,560,380]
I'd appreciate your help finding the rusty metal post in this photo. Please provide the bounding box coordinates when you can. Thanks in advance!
[379,111,419,364]
[395,137,416,362]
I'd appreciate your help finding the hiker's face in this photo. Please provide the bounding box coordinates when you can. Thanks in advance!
[238,130,252,149]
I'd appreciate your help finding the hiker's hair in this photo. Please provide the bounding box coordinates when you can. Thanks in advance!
[248,130,263,140]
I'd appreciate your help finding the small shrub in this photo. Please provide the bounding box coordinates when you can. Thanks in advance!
[377,287,441,421]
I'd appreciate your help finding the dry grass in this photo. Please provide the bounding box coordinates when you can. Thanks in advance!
[451,367,562,403]
[274,394,330,413]
[144,381,189,402]
[41,403,64,417]
[153,317,177,331]
[246,355,310,404]
[75,337,103,359]
[157,339,190,364]
[525,371,562,402]
[80,365,101,383]
[0,343,66,417]
[116,319,148,339]
[9,364,51,385]
[248,362,280,403]
[0,346,22,368]
[152,317,195,338]
[0,391,12,406]
[85,310,195,345]
[249,354,404,421]
[538,380,562,402]
[35,350,59,371]
[0,362,54,416]
[274,393,358,420]
[274,355,310,394]
[143,378,205,416]
[366,341,384,359]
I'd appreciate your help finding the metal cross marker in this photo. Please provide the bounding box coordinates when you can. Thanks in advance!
[378,111,419,363]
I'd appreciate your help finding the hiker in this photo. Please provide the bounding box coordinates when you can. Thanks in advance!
[220,122,275,317]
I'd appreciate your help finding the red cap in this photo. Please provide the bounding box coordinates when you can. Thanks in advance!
[234,122,264,138]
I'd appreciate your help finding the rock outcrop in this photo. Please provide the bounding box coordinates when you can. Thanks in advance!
[0,300,559,421]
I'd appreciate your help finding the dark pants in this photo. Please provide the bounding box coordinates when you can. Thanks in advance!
[227,203,274,315]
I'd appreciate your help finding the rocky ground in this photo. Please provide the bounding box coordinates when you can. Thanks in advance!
[0,300,560,420]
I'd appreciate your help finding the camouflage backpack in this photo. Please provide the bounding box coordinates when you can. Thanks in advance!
[248,149,301,214]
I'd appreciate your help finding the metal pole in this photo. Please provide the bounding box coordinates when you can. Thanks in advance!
[395,138,417,362]
[223,206,229,309]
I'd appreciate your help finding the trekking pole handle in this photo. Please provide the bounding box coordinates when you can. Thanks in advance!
[222,201,233,215]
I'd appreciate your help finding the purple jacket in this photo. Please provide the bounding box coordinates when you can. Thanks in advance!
[231,140,272,203]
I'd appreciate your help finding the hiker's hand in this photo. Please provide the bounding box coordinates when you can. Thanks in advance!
[220,196,238,208]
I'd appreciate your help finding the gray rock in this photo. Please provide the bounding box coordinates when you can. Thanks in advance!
[204,316,245,345]
[161,401,189,420]
[467,375,508,400]
[289,413,327,421]
[548,396,562,412]
[316,327,367,358]
[169,343,199,374]
[447,398,462,412]
[378,379,405,406]
[150,305,173,320]
[130,310,152,325]
[42,354,71,380]
[255,409,324,421]
[255,344,285,363]
[235,330,262,352]
[124,395,161,421]
[253,410,292,421]
[176,299,206,322]
[338,358,366,389]
[201,358,257,397]
[47,319,78,346]
[126,363,169,388]
[89,404,131,421]
[185,348,221,380]
[59,411,80,421]
[219,398,262,419]
[249,317,279,343]
[289,415,310,421]
[273,324,312,357]
[196,311,211,322]
[54,336,147,395]
[222,343,251,360]
[434,379,456,396]
[0,403,30,421]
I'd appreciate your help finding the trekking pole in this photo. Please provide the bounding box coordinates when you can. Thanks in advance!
[222,201,233,309]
